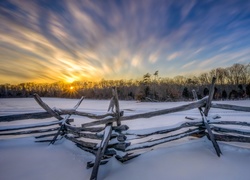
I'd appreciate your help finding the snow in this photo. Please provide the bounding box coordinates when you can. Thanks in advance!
[0,138,92,180]
[105,139,250,180]
[0,98,250,180]
[0,120,61,131]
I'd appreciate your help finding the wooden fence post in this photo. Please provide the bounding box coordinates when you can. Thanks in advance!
[34,94,84,145]
[112,87,121,126]
[204,77,216,116]
[49,96,84,145]
[33,93,63,120]
[90,123,113,180]
[200,77,222,156]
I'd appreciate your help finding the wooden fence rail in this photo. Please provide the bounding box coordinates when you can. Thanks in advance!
[0,78,250,180]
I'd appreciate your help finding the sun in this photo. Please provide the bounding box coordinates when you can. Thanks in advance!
[62,85,78,98]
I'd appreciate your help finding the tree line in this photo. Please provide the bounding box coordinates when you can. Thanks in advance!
[1,63,250,101]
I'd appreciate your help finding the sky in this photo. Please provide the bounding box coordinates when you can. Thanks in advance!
[0,0,250,84]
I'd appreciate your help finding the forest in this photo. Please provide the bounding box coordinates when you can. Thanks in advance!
[1,63,250,101]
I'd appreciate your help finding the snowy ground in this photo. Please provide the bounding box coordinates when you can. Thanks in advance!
[0,98,250,180]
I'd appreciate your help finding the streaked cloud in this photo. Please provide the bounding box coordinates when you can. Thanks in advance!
[167,52,180,61]
[149,52,159,64]
[181,60,197,69]
[0,0,250,84]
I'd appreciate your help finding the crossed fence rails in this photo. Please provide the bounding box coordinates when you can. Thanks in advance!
[1,77,250,180]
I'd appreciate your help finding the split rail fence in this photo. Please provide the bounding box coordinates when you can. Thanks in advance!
[1,77,250,180]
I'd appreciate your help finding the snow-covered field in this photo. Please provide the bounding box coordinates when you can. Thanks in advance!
[0,98,250,180]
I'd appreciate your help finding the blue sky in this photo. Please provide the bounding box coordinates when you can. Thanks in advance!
[0,0,250,84]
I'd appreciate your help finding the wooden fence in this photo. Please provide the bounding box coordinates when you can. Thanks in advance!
[1,78,250,180]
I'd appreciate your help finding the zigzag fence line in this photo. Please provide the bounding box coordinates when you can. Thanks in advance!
[0,78,250,180]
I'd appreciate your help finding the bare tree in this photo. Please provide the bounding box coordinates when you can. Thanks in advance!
[173,76,187,85]
[227,63,245,85]
[215,68,228,85]
[198,73,210,85]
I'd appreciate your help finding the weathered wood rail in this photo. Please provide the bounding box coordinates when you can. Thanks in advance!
[0,78,250,180]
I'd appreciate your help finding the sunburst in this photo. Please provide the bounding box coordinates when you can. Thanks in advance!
[63,85,78,98]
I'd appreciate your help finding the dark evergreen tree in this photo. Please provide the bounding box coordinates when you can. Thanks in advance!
[229,90,238,99]
[213,87,218,99]
[203,87,209,96]
[222,90,227,100]
[246,84,250,97]
[182,87,189,99]
[238,84,243,90]
[144,86,150,97]
[237,84,245,98]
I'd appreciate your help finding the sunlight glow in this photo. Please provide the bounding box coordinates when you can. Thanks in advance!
[1,1,250,84]
[65,77,76,83]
